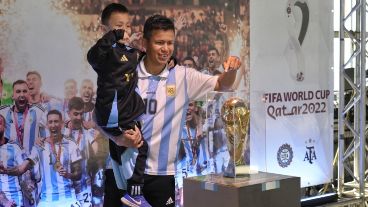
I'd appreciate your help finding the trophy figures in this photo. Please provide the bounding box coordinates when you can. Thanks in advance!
[221,97,250,177]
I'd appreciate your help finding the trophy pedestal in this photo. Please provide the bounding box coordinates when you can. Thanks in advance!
[183,172,300,207]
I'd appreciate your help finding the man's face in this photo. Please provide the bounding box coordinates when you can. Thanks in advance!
[144,29,175,67]
[68,108,83,129]
[80,80,94,103]
[182,59,195,69]
[186,102,196,123]
[107,12,132,42]
[64,81,77,100]
[12,83,29,112]
[47,114,62,136]
[26,74,41,96]
[207,50,219,69]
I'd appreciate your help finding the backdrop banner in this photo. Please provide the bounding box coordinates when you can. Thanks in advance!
[250,0,334,187]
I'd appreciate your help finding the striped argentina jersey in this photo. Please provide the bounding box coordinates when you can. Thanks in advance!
[29,137,82,202]
[0,104,47,154]
[63,126,95,191]
[0,143,25,206]
[137,58,218,175]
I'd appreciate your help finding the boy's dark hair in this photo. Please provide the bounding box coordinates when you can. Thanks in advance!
[47,109,63,121]
[12,79,28,89]
[143,15,175,40]
[208,46,219,56]
[101,3,129,26]
[68,97,84,111]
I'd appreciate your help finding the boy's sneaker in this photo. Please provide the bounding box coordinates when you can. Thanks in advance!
[121,194,152,207]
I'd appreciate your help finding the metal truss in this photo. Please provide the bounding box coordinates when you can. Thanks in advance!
[338,0,367,206]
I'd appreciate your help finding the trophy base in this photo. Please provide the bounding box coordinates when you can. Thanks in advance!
[223,164,258,178]
[184,172,300,207]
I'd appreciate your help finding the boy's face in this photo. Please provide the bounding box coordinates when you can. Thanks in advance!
[106,12,131,41]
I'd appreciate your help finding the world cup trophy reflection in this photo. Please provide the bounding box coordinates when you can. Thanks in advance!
[221,97,250,177]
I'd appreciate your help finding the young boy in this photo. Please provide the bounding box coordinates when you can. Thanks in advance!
[87,3,168,207]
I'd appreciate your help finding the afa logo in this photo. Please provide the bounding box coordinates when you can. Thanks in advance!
[304,138,317,164]
[277,143,293,168]
[166,85,176,97]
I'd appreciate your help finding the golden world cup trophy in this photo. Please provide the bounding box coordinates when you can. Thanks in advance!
[221,97,250,177]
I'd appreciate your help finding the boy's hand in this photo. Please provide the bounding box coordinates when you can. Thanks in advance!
[114,126,143,148]
[129,32,142,44]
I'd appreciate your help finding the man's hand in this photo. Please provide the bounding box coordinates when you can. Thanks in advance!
[222,56,241,72]
[215,56,241,91]
[114,125,143,148]
[58,166,69,179]
[83,120,95,129]
[35,137,46,149]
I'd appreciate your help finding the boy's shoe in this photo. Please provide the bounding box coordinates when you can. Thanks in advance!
[121,194,152,207]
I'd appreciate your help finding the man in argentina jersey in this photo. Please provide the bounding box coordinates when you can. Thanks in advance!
[180,102,210,177]
[0,114,26,207]
[65,97,97,207]
[1,110,82,207]
[0,80,47,155]
[109,15,241,207]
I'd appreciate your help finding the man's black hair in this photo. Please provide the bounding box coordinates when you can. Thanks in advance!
[143,14,175,40]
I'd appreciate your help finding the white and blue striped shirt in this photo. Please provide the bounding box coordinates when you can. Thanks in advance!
[137,58,218,175]
[0,104,47,155]
[0,143,25,206]
[63,127,94,191]
[29,137,82,202]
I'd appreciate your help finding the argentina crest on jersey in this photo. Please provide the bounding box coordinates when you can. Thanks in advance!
[166,84,176,97]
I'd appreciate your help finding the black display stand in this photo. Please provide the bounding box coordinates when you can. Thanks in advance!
[184,172,300,207]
